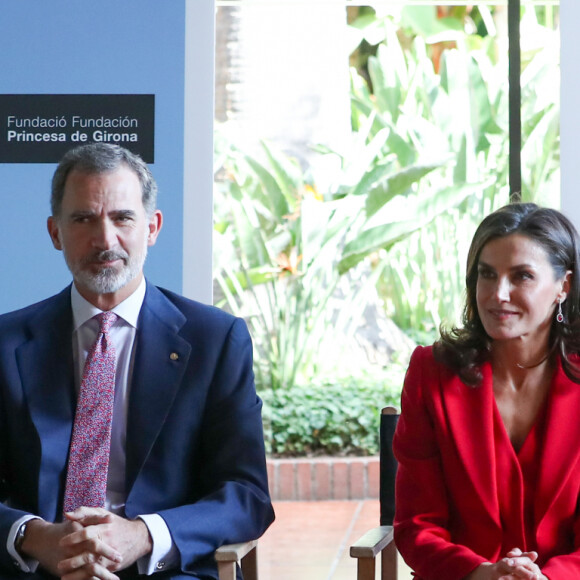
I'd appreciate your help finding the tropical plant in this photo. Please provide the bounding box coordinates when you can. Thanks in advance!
[343,4,560,334]
[213,3,561,403]
[214,130,342,393]
[214,130,421,392]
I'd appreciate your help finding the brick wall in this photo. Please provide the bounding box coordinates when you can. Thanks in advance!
[267,456,380,501]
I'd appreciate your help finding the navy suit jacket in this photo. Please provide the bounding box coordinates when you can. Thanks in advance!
[0,283,274,579]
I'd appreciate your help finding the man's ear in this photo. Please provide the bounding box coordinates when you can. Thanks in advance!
[147,210,163,247]
[47,216,63,250]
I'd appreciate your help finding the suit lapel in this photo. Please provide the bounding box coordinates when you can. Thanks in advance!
[125,285,192,495]
[535,359,580,525]
[16,288,75,520]
[442,361,502,530]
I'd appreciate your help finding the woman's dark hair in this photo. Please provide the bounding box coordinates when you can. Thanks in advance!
[434,202,580,385]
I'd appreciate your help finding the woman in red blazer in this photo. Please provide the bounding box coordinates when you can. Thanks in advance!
[394,203,580,580]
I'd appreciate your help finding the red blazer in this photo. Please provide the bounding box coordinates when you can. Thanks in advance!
[394,346,580,580]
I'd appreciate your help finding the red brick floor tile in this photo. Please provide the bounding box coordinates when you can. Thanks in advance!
[296,461,312,500]
[256,500,419,580]
[368,460,380,499]
[267,461,275,499]
[349,460,365,499]
[258,501,357,579]
[332,461,349,500]
[278,462,295,500]
[313,461,330,500]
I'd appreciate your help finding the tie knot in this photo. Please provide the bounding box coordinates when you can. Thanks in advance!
[97,311,117,335]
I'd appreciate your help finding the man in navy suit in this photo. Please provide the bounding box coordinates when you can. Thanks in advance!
[0,143,274,579]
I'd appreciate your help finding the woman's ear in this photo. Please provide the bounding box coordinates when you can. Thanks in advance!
[559,270,573,302]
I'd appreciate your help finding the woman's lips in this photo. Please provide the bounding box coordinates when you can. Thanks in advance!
[488,308,519,319]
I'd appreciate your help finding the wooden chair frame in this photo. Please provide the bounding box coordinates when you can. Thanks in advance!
[350,406,400,580]
[215,539,259,580]
[350,526,397,580]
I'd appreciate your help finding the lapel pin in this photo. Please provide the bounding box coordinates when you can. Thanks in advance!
[170,352,179,361]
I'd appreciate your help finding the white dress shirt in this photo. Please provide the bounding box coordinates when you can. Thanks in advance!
[8,279,178,574]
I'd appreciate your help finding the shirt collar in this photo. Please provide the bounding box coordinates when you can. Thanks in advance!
[71,277,147,331]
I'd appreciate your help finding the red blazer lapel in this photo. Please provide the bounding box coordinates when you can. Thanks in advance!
[535,359,580,527]
[441,361,502,532]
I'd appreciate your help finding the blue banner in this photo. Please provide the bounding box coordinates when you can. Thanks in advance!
[0,1,202,313]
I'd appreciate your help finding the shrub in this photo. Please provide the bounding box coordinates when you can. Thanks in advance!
[261,368,404,457]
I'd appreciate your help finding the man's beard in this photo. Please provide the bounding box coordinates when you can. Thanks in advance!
[64,243,148,295]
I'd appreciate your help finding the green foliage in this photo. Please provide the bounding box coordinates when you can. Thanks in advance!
[214,5,561,455]
[346,4,560,335]
[215,106,450,390]
[261,369,404,456]
[215,135,348,392]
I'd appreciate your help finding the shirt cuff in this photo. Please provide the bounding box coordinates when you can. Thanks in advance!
[136,513,179,575]
[7,515,43,573]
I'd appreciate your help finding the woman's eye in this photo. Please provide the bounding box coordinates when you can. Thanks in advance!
[478,269,494,280]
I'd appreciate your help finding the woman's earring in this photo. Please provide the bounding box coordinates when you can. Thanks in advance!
[557,299,564,323]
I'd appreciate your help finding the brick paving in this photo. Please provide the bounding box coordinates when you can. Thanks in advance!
[256,500,412,580]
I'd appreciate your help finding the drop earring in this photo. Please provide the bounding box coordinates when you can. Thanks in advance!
[557,299,564,323]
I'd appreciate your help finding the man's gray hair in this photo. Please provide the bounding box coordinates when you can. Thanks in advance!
[51,143,158,217]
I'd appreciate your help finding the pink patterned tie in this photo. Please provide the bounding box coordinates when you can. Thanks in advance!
[63,311,117,512]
